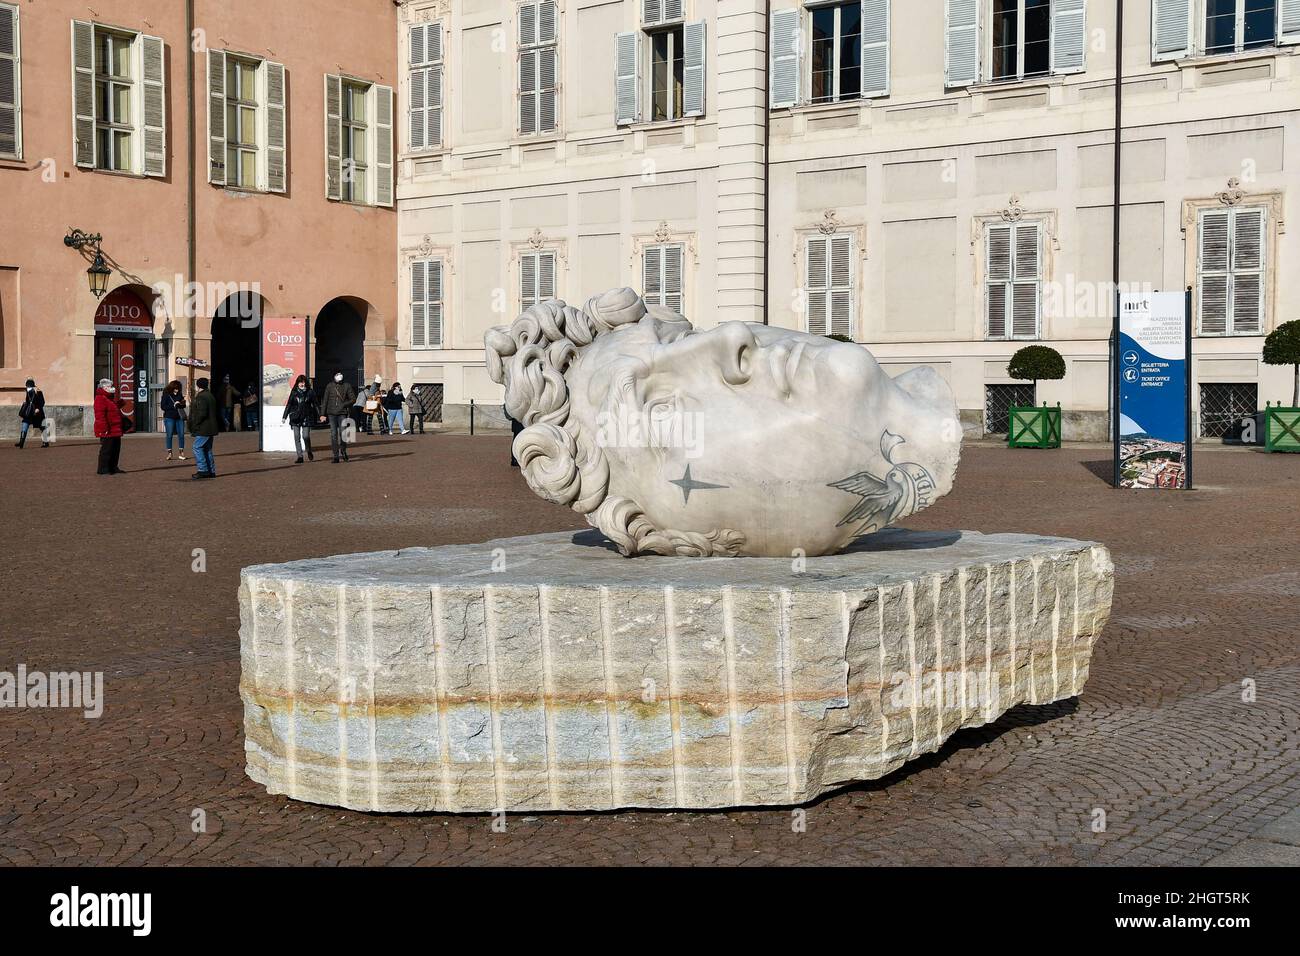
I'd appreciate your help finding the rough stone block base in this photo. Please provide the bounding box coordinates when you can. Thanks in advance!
[240,529,1113,812]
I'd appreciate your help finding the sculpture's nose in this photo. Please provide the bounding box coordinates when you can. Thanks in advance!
[702,321,758,386]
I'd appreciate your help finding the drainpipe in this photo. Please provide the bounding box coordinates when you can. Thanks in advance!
[762,0,771,324]
[1109,0,1124,485]
[186,0,196,389]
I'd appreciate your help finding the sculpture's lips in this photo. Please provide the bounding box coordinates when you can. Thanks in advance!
[768,340,807,396]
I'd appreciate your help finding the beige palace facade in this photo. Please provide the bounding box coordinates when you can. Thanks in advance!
[0,0,398,437]
[394,0,1299,439]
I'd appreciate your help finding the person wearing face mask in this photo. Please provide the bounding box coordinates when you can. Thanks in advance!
[15,379,48,449]
[93,378,129,475]
[187,377,220,479]
[383,382,409,435]
[282,374,324,463]
[321,370,357,463]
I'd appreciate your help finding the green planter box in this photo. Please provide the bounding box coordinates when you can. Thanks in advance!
[1008,403,1062,448]
[1264,404,1300,452]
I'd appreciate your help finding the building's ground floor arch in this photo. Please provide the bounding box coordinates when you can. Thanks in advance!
[210,292,267,431]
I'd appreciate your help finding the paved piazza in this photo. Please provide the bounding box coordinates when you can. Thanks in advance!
[1,433,1296,866]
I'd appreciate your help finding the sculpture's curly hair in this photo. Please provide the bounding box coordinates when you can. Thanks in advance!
[485,288,744,557]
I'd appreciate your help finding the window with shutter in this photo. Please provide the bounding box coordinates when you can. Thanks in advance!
[805,235,854,338]
[139,35,165,178]
[264,61,287,193]
[643,0,684,27]
[324,74,342,200]
[411,259,444,348]
[1197,206,1267,336]
[372,84,394,206]
[643,244,686,316]
[223,55,259,188]
[519,2,558,135]
[409,22,443,151]
[520,251,557,310]
[945,0,981,87]
[615,31,640,125]
[809,1,880,104]
[84,25,139,172]
[207,49,226,184]
[770,8,802,107]
[1154,1,1295,61]
[861,0,892,97]
[985,221,1041,339]
[0,3,21,159]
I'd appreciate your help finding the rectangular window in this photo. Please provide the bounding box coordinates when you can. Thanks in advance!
[224,56,259,188]
[520,251,557,310]
[810,2,862,104]
[1197,206,1265,336]
[94,30,134,171]
[991,0,1051,81]
[0,2,20,159]
[649,25,685,121]
[519,1,558,135]
[805,234,854,337]
[1156,0,1295,61]
[73,21,165,175]
[985,221,1041,339]
[325,75,392,206]
[985,382,1037,434]
[1206,0,1277,53]
[1198,382,1257,438]
[411,259,443,348]
[643,244,685,315]
[408,22,443,150]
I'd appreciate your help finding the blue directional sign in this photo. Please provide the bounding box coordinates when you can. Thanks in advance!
[1117,292,1190,489]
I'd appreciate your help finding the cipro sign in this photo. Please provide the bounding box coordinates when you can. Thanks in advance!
[266,329,304,347]
[94,289,155,335]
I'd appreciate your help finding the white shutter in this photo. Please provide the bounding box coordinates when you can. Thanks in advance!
[409,22,443,151]
[770,9,801,108]
[410,67,427,149]
[615,31,640,125]
[72,20,95,168]
[805,236,829,336]
[664,0,684,23]
[1281,0,1300,45]
[643,246,663,304]
[1152,0,1192,62]
[945,0,980,87]
[324,74,342,200]
[0,4,20,158]
[264,60,286,193]
[412,260,427,348]
[682,22,705,117]
[1197,209,1229,335]
[1011,223,1041,338]
[429,259,443,346]
[206,49,226,184]
[138,35,165,177]
[1050,0,1087,74]
[520,50,538,134]
[520,1,538,46]
[663,245,683,315]
[428,62,443,147]
[829,234,853,338]
[538,0,558,42]
[539,46,557,132]
[373,84,394,207]
[643,0,664,25]
[539,251,556,300]
[985,224,1012,339]
[861,0,891,98]
[1230,208,1264,335]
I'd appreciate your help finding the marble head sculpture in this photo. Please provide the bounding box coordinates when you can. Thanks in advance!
[485,288,961,558]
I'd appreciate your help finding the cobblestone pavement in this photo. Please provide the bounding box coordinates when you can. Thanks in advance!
[0,432,1296,866]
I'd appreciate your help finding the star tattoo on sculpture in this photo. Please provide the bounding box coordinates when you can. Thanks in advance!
[828,431,937,535]
[669,464,728,505]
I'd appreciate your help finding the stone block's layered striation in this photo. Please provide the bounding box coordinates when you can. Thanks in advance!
[240,529,1112,812]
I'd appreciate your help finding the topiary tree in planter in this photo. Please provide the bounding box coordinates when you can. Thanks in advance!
[1005,346,1066,448]
[1007,345,1066,391]
[1263,319,1300,407]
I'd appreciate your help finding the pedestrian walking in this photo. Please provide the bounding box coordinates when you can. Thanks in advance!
[384,382,409,434]
[93,378,130,475]
[14,378,48,448]
[321,371,357,463]
[219,374,239,431]
[188,377,220,479]
[242,382,260,431]
[360,375,386,434]
[283,375,324,463]
[408,384,433,434]
[160,380,188,461]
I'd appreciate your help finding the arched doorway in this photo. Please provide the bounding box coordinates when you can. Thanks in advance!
[93,285,163,432]
[211,292,266,431]
[314,297,367,392]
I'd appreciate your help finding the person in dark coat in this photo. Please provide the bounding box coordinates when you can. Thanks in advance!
[160,380,187,461]
[383,382,408,435]
[320,371,357,463]
[282,374,324,463]
[15,379,48,448]
[408,385,436,434]
[187,377,220,479]
[93,378,129,474]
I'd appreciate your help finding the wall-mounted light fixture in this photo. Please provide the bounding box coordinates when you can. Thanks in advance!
[63,228,113,298]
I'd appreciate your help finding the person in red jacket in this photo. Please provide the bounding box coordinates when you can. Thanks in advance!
[93,378,131,475]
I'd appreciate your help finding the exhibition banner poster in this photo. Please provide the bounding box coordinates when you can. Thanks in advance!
[1117,291,1190,489]
[261,316,308,453]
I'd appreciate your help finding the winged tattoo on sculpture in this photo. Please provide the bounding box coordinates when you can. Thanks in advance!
[828,431,937,535]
